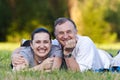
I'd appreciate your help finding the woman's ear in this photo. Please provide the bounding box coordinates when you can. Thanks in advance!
[30,41,33,49]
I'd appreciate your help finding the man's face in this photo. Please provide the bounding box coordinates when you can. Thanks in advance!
[31,32,51,58]
[55,21,77,47]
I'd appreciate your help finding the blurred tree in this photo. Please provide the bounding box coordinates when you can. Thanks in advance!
[7,0,53,41]
[48,0,68,18]
[6,0,68,42]
[78,0,117,43]
[63,0,116,43]
[0,0,120,43]
[104,0,120,40]
[66,0,84,34]
[0,0,12,41]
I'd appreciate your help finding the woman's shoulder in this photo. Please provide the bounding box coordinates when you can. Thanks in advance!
[49,45,63,57]
[51,45,62,50]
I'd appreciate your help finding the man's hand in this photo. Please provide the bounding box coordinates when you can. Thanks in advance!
[12,53,29,71]
[64,39,76,55]
[12,54,26,67]
[12,58,29,71]
[11,47,26,67]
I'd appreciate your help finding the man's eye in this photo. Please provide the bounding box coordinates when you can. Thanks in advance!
[67,30,72,34]
[59,32,64,35]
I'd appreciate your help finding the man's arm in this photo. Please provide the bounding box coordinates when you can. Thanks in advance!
[12,57,29,71]
[63,39,80,71]
[11,47,30,71]
[64,53,80,71]
[11,47,26,67]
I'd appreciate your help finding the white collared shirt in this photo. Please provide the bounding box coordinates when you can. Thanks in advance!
[52,35,111,72]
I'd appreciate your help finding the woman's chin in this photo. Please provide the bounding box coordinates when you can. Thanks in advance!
[38,54,48,58]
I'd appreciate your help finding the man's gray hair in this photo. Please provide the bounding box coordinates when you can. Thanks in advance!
[54,17,77,29]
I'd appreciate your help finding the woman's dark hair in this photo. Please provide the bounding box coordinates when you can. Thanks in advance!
[31,28,51,41]
[21,40,30,47]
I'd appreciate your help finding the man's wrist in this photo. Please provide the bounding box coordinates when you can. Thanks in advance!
[64,53,72,58]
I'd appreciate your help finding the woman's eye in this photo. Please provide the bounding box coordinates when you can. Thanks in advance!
[36,41,40,43]
[44,40,49,44]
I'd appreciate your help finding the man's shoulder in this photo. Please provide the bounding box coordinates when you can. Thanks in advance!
[77,35,93,43]
[77,35,90,39]
[52,39,62,48]
[52,39,59,45]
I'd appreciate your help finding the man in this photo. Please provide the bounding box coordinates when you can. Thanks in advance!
[52,17,112,72]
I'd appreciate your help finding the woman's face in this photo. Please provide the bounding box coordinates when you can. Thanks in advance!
[30,32,51,58]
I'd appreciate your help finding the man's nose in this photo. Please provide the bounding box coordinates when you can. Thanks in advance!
[63,33,68,39]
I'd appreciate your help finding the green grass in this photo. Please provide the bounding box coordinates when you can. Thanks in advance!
[0,42,120,80]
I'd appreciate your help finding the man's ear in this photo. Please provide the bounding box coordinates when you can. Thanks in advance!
[75,29,77,34]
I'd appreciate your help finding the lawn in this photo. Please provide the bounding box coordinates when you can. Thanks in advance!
[0,42,120,80]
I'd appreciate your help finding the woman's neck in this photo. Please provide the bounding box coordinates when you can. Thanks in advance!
[34,55,47,65]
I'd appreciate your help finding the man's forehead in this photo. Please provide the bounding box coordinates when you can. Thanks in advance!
[56,23,74,30]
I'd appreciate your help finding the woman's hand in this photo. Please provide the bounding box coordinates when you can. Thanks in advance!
[12,58,29,71]
[32,57,54,72]
[41,58,54,71]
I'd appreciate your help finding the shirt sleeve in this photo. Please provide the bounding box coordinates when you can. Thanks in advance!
[49,45,63,58]
[11,47,25,57]
[74,36,103,72]
[19,47,34,67]
[112,51,120,66]
[98,49,112,69]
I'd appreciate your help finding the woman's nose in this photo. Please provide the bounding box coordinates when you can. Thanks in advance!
[39,43,45,48]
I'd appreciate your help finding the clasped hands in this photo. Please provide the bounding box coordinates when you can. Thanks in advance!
[12,54,54,72]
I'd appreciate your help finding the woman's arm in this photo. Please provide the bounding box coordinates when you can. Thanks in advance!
[52,57,62,70]
[31,58,55,72]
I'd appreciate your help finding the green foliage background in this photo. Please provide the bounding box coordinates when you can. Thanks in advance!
[0,0,120,43]
[79,0,117,43]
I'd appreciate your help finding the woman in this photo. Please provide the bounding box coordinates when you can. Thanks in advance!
[11,28,62,71]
